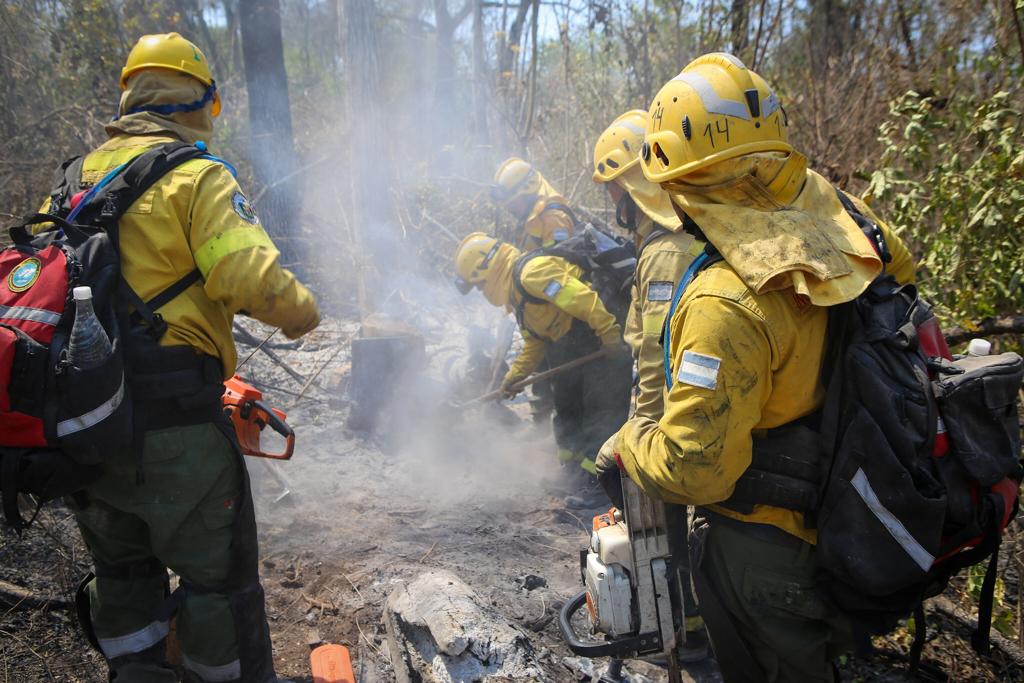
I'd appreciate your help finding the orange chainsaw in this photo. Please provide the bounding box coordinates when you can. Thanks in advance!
[222,374,295,460]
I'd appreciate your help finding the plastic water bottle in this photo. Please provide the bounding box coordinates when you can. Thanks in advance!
[67,286,112,370]
[589,226,620,253]
[967,338,991,357]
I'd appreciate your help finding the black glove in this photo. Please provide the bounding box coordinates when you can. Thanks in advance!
[595,436,625,510]
[500,373,525,400]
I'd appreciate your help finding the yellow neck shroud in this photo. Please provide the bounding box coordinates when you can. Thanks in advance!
[665,152,882,306]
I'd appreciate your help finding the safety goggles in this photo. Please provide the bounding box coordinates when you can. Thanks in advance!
[453,241,502,295]
[490,167,535,203]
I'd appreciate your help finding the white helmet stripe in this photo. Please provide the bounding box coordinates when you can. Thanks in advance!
[616,120,645,137]
[670,72,751,121]
[762,91,781,118]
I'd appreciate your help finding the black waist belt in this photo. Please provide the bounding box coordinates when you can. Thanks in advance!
[718,421,822,516]
[128,342,225,431]
[698,508,808,551]
[134,397,224,432]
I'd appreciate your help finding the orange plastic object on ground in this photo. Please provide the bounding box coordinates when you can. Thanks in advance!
[310,643,356,683]
[222,374,295,459]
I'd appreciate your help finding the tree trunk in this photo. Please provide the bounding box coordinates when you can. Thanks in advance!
[344,0,397,314]
[808,0,845,76]
[472,0,488,141]
[432,0,472,169]
[239,0,301,268]
[730,0,749,59]
[499,1,533,78]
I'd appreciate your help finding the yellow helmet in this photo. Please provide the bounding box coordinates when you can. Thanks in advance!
[592,110,646,183]
[120,33,221,117]
[640,52,790,183]
[491,157,540,204]
[454,232,503,294]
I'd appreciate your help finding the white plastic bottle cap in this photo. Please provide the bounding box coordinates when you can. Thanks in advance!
[967,338,991,356]
[72,286,94,301]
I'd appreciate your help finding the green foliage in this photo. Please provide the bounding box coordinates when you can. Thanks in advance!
[868,90,1024,327]
[966,563,1016,639]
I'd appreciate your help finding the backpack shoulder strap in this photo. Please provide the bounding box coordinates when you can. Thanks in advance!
[540,201,579,227]
[639,226,670,253]
[47,156,85,218]
[661,242,723,389]
[67,142,212,338]
[835,189,892,265]
[511,251,549,307]
[511,251,557,342]
[69,142,206,235]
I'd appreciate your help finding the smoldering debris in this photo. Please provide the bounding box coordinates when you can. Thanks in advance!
[384,570,546,682]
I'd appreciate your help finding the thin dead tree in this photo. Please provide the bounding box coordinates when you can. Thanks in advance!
[239,0,302,267]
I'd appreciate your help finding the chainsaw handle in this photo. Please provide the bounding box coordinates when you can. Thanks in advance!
[253,399,295,460]
[558,590,651,658]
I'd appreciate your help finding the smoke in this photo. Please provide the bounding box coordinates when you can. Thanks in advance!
[238,1,586,555]
[245,281,566,552]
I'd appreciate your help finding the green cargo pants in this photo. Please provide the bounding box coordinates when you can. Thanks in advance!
[546,322,632,468]
[69,422,250,683]
[692,516,852,683]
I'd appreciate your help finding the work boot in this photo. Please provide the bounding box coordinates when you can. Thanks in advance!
[562,464,610,510]
[541,456,584,496]
[563,489,610,509]
[678,626,711,663]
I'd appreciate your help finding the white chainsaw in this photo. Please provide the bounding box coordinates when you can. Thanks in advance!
[559,476,690,683]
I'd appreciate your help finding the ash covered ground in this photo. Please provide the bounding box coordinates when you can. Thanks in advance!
[0,312,1022,682]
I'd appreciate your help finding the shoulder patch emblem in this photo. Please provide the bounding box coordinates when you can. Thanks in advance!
[551,229,569,243]
[543,281,562,298]
[647,281,673,302]
[677,350,721,390]
[231,191,259,225]
[7,257,42,293]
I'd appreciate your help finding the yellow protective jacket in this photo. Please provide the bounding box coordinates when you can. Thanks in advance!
[624,227,701,419]
[614,161,915,543]
[520,177,575,250]
[505,255,621,381]
[46,133,320,377]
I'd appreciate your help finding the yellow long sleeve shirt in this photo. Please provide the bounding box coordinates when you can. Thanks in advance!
[520,198,575,250]
[505,255,621,380]
[614,216,914,543]
[624,230,700,419]
[46,133,320,377]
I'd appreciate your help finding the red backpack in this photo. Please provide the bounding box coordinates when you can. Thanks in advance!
[0,142,208,529]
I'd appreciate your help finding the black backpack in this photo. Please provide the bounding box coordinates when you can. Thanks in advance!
[0,142,211,530]
[663,192,1022,661]
[511,224,636,340]
[814,274,1021,663]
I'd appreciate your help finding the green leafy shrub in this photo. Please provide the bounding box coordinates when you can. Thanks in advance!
[868,90,1024,329]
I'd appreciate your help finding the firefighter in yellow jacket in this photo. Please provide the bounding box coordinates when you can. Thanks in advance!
[491,158,576,250]
[595,53,915,682]
[592,109,710,660]
[593,109,705,422]
[454,233,631,483]
[45,34,319,683]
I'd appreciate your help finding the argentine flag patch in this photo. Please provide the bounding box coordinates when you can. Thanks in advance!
[647,281,673,302]
[678,351,721,390]
[543,281,562,298]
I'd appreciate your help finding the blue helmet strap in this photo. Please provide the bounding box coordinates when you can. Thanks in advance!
[121,81,217,118]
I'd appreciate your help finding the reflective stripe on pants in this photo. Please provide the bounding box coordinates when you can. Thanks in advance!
[97,619,169,660]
